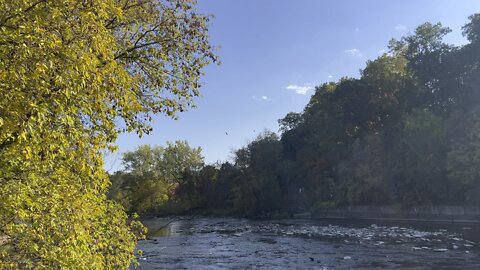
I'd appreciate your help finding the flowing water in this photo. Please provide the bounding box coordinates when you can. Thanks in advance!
[136,217,480,269]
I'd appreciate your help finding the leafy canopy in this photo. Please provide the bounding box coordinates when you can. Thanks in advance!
[0,0,216,268]
[110,141,204,214]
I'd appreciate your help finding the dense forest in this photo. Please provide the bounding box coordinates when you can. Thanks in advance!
[110,14,480,218]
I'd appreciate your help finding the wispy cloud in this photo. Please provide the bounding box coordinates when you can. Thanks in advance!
[252,95,269,101]
[344,48,363,57]
[378,49,387,55]
[327,75,333,79]
[354,28,360,32]
[286,84,314,95]
[395,24,407,31]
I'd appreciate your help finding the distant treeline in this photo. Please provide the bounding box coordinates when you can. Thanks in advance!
[109,14,480,217]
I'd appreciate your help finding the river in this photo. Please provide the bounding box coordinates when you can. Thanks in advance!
[135,217,480,269]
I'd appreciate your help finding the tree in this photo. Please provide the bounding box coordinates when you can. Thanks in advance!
[278,112,303,133]
[391,109,448,207]
[231,131,285,216]
[112,141,204,214]
[337,134,393,206]
[0,0,216,268]
[462,14,480,45]
[361,53,414,122]
[447,105,480,204]
[161,140,205,185]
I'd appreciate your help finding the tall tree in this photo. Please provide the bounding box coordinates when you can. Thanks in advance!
[112,141,204,213]
[0,0,216,268]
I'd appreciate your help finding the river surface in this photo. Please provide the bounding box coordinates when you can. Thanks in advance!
[136,217,480,269]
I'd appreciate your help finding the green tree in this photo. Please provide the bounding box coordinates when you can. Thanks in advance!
[0,0,216,268]
[392,109,448,207]
[338,134,393,206]
[113,141,204,214]
[447,105,480,204]
[161,140,205,185]
[278,112,303,133]
[231,131,285,216]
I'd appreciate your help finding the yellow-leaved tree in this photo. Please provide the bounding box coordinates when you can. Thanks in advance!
[0,0,216,268]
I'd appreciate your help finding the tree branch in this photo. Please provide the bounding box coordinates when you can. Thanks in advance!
[0,0,47,28]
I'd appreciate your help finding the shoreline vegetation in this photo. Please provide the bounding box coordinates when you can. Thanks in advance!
[110,14,480,226]
[142,205,480,225]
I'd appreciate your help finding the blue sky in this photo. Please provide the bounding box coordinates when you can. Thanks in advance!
[105,0,480,172]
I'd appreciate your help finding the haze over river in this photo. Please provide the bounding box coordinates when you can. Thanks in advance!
[136,217,480,269]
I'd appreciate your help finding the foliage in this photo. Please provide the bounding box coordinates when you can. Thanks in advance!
[109,141,204,214]
[0,0,216,268]
[111,14,480,220]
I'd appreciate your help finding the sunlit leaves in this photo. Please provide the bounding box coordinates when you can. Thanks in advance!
[111,141,204,214]
[0,0,215,268]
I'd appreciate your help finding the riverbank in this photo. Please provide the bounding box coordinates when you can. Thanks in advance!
[141,205,480,225]
[312,205,480,224]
